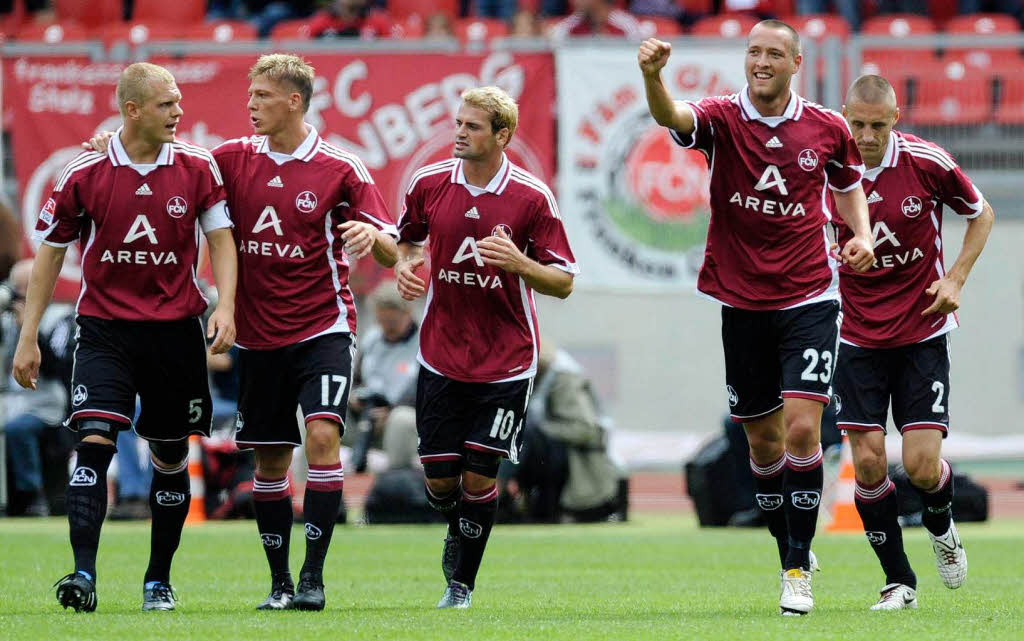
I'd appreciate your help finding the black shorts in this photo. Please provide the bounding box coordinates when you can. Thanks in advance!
[833,335,951,436]
[235,333,353,449]
[722,300,841,422]
[416,368,534,470]
[68,315,212,442]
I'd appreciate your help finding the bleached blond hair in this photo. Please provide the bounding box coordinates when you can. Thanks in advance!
[116,62,176,116]
[249,54,315,112]
[461,86,519,143]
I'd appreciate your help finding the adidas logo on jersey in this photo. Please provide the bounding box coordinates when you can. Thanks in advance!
[267,175,284,188]
[135,183,153,196]
[866,191,884,204]
[765,136,783,149]
[464,206,480,219]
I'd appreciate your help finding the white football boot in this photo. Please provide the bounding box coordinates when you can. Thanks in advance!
[779,568,814,616]
[870,583,918,611]
[929,521,967,589]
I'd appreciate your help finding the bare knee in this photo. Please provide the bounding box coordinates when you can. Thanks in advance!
[904,451,941,489]
[849,433,887,484]
[462,470,497,494]
[784,414,820,456]
[255,445,293,478]
[744,413,785,463]
[426,476,460,496]
[304,419,341,464]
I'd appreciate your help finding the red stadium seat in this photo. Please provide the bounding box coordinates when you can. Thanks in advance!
[994,70,1024,125]
[788,14,851,42]
[691,15,758,38]
[906,59,991,125]
[55,0,124,29]
[270,19,314,41]
[861,14,936,37]
[183,21,259,43]
[677,0,714,14]
[858,49,939,105]
[95,21,183,45]
[945,13,1020,35]
[944,49,1023,74]
[389,0,457,21]
[132,0,206,25]
[637,17,683,38]
[455,18,509,45]
[15,22,91,43]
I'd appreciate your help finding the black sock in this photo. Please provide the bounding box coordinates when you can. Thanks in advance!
[914,459,954,536]
[750,454,788,567]
[451,485,498,590]
[253,474,293,582]
[783,447,824,571]
[855,476,916,588]
[144,459,191,584]
[300,463,344,577]
[67,442,117,581]
[425,482,461,532]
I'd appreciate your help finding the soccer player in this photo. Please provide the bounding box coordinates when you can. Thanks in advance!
[12,62,237,612]
[835,75,993,610]
[639,22,875,615]
[394,86,578,609]
[213,54,397,611]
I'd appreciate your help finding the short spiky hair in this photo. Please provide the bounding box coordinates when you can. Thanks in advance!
[249,54,315,113]
[846,74,898,107]
[461,86,519,143]
[116,62,176,116]
[751,19,801,59]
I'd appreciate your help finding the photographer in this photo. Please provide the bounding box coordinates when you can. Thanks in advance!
[2,259,75,515]
[348,283,419,472]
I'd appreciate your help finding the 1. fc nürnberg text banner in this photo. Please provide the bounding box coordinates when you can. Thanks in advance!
[556,46,745,291]
[3,52,554,299]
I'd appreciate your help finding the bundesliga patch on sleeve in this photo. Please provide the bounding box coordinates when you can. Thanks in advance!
[39,198,56,225]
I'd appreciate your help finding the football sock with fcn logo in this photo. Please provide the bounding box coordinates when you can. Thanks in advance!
[67,442,117,581]
[855,476,916,589]
[144,460,191,584]
[750,454,789,567]
[451,485,499,590]
[783,447,824,571]
[914,459,954,537]
[300,463,344,577]
[253,474,293,581]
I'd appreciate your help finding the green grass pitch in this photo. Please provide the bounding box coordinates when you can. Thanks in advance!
[1,516,1021,640]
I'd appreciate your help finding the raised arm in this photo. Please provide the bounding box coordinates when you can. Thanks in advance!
[639,38,696,134]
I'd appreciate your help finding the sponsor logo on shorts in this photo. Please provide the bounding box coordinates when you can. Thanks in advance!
[235,411,244,432]
[70,467,97,487]
[166,196,188,218]
[72,385,88,407]
[832,394,843,414]
[901,196,923,218]
[755,493,783,511]
[866,531,887,545]
[791,491,821,510]
[261,533,283,549]
[156,491,186,506]
[726,385,738,408]
[296,191,318,214]
[305,523,322,540]
[798,149,819,172]
[459,518,483,539]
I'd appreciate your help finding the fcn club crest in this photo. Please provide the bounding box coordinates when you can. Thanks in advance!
[791,491,821,510]
[798,149,819,172]
[296,191,318,213]
[755,494,783,511]
[166,196,188,218]
[901,196,924,218]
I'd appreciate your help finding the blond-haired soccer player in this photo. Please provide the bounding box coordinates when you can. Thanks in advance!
[15,62,237,612]
[834,74,993,610]
[395,86,578,608]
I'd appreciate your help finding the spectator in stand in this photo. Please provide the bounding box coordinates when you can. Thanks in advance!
[475,0,518,19]
[548,0,644,39]
[423,11,456,40]
[308,0,393,38]
[794,0,860,31]
[509,9,544,37]
[206,1,317,39]
[0,196,19,282]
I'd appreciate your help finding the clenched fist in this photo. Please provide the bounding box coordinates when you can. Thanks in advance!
[638,38,672,77]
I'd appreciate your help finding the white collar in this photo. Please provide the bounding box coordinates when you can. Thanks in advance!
[108,127,174,167]
[863,131,899,180]
[738,85,803,125]
[255,124,321,162]
[451,153,512,195]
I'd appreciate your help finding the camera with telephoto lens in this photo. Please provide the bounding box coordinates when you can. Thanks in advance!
[350,388,390,473]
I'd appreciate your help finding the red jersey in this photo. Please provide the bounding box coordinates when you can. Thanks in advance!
[34,132,228,321]
[672,88,865,310]
[213,127,395,350]
[397,154,578,383]
[836,131,984,348]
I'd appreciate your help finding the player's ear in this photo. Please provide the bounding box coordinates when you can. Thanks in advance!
[496,127,511,148]
[892,108,901,126]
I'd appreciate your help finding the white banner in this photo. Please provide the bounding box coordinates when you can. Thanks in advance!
[557,45,747,291]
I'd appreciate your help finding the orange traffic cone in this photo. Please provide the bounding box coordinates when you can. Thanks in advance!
[185,435,206,523]
[826,435,863,532]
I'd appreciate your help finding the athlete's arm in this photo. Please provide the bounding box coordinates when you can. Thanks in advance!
[477,227,574,299]
[922,199,994,316]
[394,241,426,301]
[832,185,875,272]
[338,221,398,267]
[639,38,695,135]
[204,227,237,354]
[12,244,67,389]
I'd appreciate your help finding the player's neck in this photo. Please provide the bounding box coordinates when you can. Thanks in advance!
[119,130,163,164]
[863,140,889,170]
[461,153,504,188]
[746,86,791,118]
[266,121,311,156]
